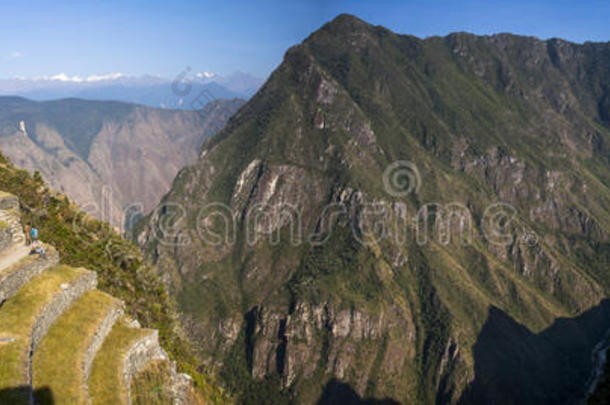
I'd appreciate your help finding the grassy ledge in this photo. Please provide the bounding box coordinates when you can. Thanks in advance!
[88,317,152,405]
[32,290,122,405]
[0,265,90,404]
[131,361,206,405]
[131,360,175,405]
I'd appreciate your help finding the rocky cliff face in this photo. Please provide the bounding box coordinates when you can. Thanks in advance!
[0,97,244,229]
[137,15,610,404]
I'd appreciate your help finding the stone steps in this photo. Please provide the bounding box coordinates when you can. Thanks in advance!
[88,317,167,405]
[0,191,188,404]
[0,266,97,404]
[32,290,124,404]
[0,244,59,304]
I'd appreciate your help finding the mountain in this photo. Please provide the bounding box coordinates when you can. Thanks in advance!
[136,14,610,404]
[0,155,230,403]
[0,96,245,229]
[0,73,264,108]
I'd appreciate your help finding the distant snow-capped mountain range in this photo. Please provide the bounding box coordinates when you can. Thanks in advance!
[0,71,264,109]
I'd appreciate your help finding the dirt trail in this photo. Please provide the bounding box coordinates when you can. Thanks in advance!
[0,244,31,273]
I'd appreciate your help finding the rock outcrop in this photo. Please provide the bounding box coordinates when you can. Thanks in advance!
[0,194,24,254]
[122,330,171,404]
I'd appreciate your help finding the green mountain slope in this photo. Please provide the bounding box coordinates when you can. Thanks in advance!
[137,14,610,404]
[0,152,230,403]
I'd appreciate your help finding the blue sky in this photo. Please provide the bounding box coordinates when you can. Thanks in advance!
[1,0,609,80]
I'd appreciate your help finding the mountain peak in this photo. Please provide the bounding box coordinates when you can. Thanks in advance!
[326,13,369,28]
[314,13,374,39]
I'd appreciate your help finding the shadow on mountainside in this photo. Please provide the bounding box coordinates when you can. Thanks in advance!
[318,379,401,405]
[0,386,54,404]
[458,299,610,405]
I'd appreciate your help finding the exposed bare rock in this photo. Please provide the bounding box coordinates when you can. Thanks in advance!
[138,14,610,404]
[0,97,244,229]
